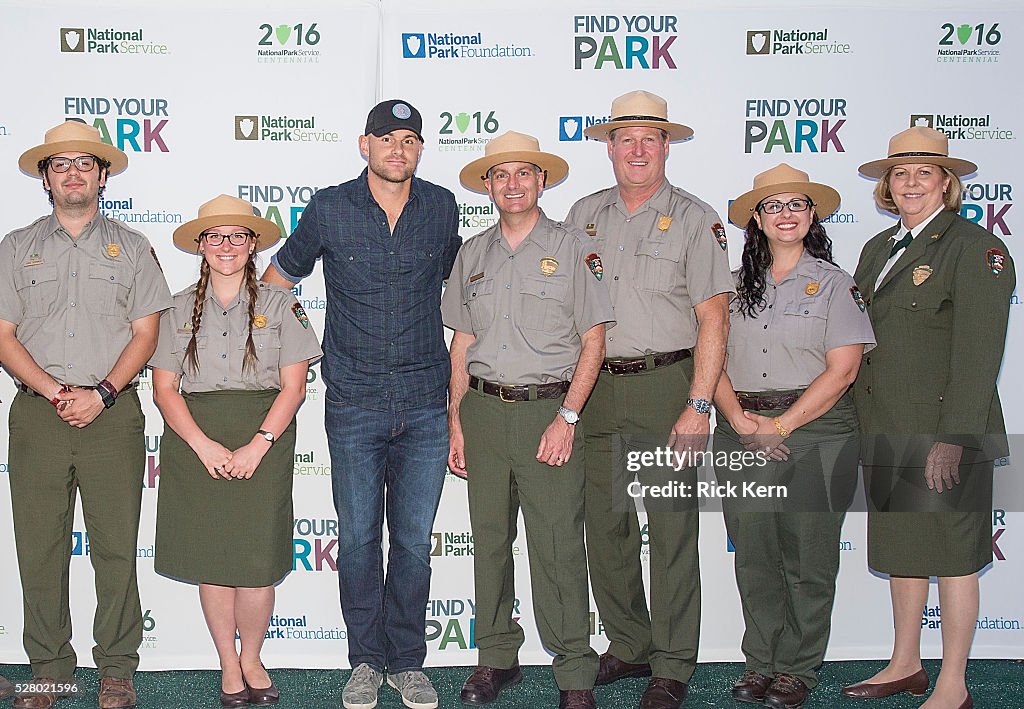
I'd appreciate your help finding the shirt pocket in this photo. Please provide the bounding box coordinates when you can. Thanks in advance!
[465,276,496,331]
[85,260,132,317]
[242,329,282,387]
[632,236,684,293]
[782,297,828,350]
[333,248,386,295]
[519,277,568,331]
[13,263,59,319]
[175,333,207,373]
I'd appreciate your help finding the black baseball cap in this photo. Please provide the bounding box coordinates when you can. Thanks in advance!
[364,99,423,141]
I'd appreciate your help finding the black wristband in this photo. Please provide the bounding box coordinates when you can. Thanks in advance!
[96,384,116,409]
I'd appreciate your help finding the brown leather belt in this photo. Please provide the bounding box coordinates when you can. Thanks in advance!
[469,376,570,402]
[601,348,692,375]
[735,389,805,412]
[18,383,138,397]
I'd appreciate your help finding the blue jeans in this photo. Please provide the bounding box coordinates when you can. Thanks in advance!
[325,399,448,672]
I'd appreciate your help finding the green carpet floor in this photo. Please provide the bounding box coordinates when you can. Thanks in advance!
[2,660,1021,708]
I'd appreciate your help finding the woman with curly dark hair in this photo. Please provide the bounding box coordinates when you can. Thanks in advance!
[712,164,875,709]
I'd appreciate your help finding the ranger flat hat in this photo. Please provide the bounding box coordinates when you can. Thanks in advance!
[729,163,841,226]
[858,126,977,178]
[19,120,128,177]
[173,195,281,254]
[583,90,693,142]
[459,131,569,194]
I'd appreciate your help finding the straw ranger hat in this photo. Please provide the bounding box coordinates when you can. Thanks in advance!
[729,163,841,226]
[172,195,281,253]
[459,131,569,194]
[858,126,977,179]
[583,90,693,142]
[19,120,129,177]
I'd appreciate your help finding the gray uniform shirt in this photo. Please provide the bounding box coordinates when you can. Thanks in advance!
[441,212,615,385]
[566,180,735,358]
[726,250,876,392]
[150,282,323,393]
[0,213,172,383]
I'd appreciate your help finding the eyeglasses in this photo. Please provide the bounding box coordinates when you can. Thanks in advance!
[47,155,99,173]
[199,231,254,246]
[757,198,814,214]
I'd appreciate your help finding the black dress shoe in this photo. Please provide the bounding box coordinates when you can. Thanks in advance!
[459,664,522,706]
[594,652,652,686]
[220,685,249,708]
[639,678,688,709]
[763,674,808,709]
[559,689,597,709]
[732,670,772,704]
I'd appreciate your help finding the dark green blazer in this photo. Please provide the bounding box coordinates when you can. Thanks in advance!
[852,209,1015,465]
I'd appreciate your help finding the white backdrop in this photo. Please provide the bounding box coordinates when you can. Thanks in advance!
[0,0,1020,670]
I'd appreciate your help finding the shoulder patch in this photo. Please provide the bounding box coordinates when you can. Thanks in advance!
[291,302,310,329]
[585,253,604,280]
[850,285,866,312]
[712,222,728,251]
[986,248,1006,278]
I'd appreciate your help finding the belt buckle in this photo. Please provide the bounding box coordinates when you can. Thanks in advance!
[498,386,517,403]
[607,360,627,376]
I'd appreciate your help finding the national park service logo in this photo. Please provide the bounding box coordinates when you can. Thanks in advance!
[712,222,728,251]
[291,303,310,329]
[987,248,1006,278]
[585,253,604,280]
[850,285,866,312]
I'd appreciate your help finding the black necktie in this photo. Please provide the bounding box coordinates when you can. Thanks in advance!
[889,230,913,258]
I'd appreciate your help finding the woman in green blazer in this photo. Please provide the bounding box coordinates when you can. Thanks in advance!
[844,127,1015,709]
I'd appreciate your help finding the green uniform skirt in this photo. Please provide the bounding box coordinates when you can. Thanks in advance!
[155,389,296,587]
[864,460,993,577]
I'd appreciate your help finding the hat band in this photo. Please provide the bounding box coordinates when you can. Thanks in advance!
[887,150,949,159]
[610,114,669,123]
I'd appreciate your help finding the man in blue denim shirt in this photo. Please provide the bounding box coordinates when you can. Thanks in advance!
[262,99,461,709]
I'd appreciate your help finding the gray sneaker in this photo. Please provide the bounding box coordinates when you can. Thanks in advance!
[387,670,439,709]
[343,664,383,709]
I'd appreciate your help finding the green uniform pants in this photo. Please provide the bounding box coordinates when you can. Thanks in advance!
[714,393,860,688]
[460,388,599,689]
[583,359,700,683]
[8,390,145,680]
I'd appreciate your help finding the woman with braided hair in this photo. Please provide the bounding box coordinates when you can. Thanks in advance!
[151,195,321,707]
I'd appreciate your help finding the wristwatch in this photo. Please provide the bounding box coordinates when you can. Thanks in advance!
[686,398,712,415]
[256,429,276,445]
[557,406,580,425]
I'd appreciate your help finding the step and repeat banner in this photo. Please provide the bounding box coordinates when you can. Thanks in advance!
[0,0,1020,670]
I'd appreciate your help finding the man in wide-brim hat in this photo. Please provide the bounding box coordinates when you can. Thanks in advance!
[444,131,614,709]
[843,125,1013,709]
[566,91,735,709]
[0,120,171,709]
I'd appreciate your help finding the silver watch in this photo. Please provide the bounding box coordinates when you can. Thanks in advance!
[686,398,712,415]
[256,429,276,444]
[558,406,580,425]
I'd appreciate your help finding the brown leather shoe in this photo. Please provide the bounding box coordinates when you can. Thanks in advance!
[1,675,14,700]
[594,652,652,686]
[459,664,522,706]
[731,670,772,703]
[558,689,597,709]
[841,668,928,699]
[639,678,688,709]
[219,685,249,708]
[12,679,57,709]
[764,674,809,709]
[247,681,279,706]
[98,677,137,709]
